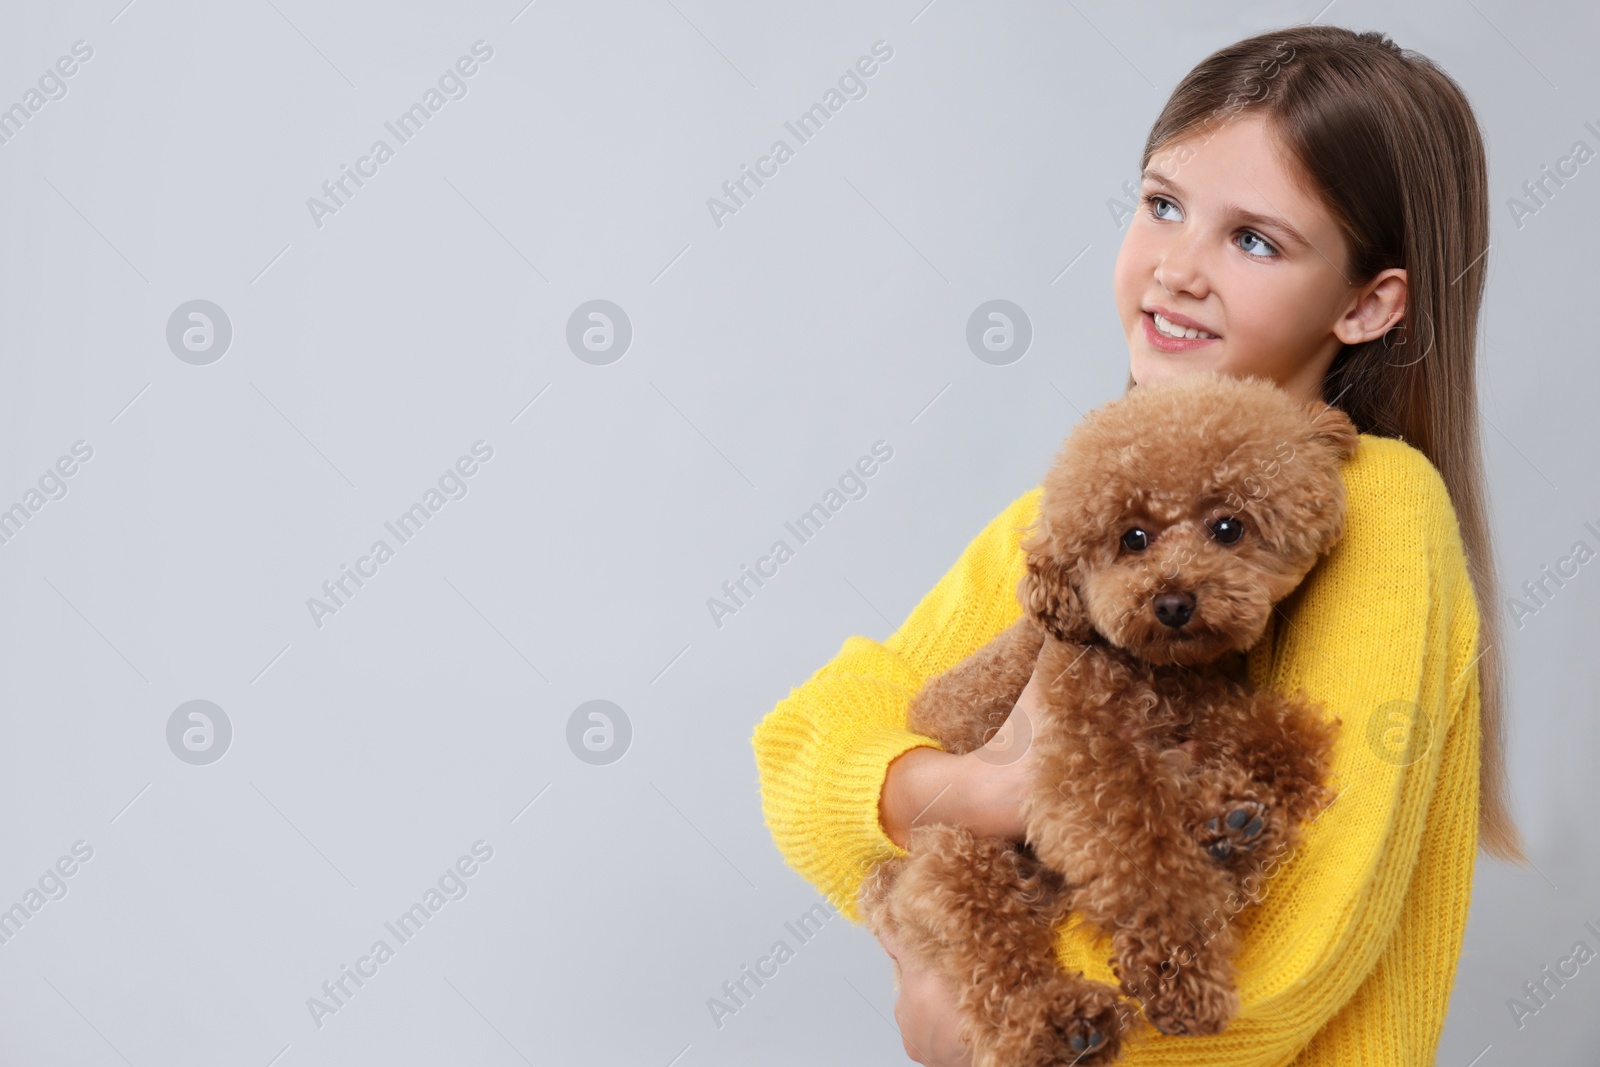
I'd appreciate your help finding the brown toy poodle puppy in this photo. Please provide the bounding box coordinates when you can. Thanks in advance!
[860,371,1355,1065]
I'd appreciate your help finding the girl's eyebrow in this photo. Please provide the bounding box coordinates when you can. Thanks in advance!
[1142,169,1311,251]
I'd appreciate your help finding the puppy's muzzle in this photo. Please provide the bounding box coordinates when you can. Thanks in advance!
[1153,591,1196,629]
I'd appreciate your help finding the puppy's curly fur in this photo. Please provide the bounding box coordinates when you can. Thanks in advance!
[859,371,1356,1065]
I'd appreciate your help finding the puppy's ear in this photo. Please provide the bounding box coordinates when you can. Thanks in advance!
[1304,400,1360,461]
[1017,556,1094,645]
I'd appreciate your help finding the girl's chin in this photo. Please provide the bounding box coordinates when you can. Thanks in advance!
[1130,350,1224,382]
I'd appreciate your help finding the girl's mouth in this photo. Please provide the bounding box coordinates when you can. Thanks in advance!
[1141,310,1221,353]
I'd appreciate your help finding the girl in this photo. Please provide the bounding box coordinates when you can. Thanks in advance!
[752,24,1526,1066]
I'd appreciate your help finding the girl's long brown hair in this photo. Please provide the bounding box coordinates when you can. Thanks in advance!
[1127,25,1525,863]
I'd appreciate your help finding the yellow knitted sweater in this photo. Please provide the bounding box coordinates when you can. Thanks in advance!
[751,433,1482,1065]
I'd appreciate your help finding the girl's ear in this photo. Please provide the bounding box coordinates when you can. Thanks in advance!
[1304,401,1360,461]
[1017,556,1094,645]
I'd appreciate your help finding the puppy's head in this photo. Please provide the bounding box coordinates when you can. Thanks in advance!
[1018,370,1358,666]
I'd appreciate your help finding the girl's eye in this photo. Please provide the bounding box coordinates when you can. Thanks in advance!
[1142,193,1281,260]
[1237,230,1279,258]
[1142,192,1179,222]
[1209,516,1245,544]
[1121,528,1149,551]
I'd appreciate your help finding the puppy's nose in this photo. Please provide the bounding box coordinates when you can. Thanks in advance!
[1154,591,1196,628]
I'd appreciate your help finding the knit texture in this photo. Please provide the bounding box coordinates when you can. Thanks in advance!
[751,433,1481,1065]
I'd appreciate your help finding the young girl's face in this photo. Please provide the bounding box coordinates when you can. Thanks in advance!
[1113,113,1396,405]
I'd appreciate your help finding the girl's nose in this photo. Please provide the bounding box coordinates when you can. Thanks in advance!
[1156,232,1209,299]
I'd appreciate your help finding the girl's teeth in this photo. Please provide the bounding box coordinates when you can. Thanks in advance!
[1154,312,1215,340]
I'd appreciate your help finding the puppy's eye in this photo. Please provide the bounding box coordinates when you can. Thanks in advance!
[1209,516,1245,544]
[1120,528,1149,551]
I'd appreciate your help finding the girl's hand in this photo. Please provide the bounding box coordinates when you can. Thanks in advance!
[873,666,1051,1064]
[880,666,1047,846]
[953,662,1046,841]
[878,926,974,1066]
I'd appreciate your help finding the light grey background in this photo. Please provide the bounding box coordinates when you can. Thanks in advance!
[0,1,1592,1064]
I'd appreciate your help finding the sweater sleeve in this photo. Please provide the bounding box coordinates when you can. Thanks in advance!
[1048,436,1484,1065]
[750,487,1041,924]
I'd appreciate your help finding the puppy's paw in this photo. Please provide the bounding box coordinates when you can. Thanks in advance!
[1054,1018,1112,1062]
[1139,975,1239,1039]
[1022,977,1125,1066]
[979,974,1125,1067]
[1198,799,1268,862]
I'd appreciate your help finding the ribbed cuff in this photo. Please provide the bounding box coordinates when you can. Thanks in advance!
[817,723,946,923]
